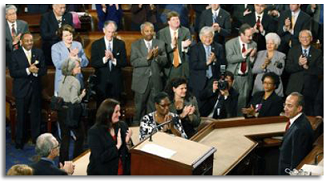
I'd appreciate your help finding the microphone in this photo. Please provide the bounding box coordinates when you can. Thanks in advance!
[149,116,178,142]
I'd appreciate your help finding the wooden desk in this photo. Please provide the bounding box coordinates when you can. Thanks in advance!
[297,133,324,169]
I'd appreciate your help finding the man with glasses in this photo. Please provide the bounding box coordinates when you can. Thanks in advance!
[285,30,323,116]
[30,133,75,175]
[278,92,314,175]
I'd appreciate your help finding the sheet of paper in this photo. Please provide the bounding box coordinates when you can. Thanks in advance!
[141,143,176,159]
[301,164,324,175]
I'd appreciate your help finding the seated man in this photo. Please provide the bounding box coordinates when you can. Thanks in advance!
[199,71,239,119]
[30,133,74,175]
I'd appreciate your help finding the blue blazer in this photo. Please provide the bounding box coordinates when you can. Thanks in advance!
[51,41,89,96]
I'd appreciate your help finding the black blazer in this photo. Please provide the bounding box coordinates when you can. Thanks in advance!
[285,45,323,97]
[189,42,226,94]
[199,8,231,44]
[278,113,314,175]
[247,91,283,117]
[90,37,127,97]
[87,121,131,175]
[8,47,47,99]
[199,84,238,119]
[277,10,311,52]
[243,12,277,51]
[30,159,67,175]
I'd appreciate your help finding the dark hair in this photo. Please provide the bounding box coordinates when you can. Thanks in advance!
[167,11,179,21]
[154,92,169,104]
[164,77,191,102]
[239,23,252,35]
[57,24,75,39]
[225,71,234,81]
[20,32,33,40]
[261,72,280,89]
[289,92,305,109]
[95,99,120,128]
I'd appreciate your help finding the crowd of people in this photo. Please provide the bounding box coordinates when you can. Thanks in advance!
[6,4,323,175]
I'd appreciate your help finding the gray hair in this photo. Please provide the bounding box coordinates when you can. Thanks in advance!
[140,22,154,31]
[299,29,313,38]
[61,57,79,76]
[103,20,117,32]
[265,33,281,48]
[199,26,215,38]
[35,133,56,157]
[289,92,305,109]
[6,5,17,14]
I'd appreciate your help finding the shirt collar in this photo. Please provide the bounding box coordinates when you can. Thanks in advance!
[238,37,247,47]
[22,47,31,55]
[212,8,220,16]
[169,27,179,37]
[255,12,264,19]
[289,112,303,126]
[7,21,16,28]
[301,45,311,52]
[292,9,301,17]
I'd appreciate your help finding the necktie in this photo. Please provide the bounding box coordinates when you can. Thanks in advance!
[108,42,112,71]
[291,15,296,30]
[256,16,261,30]
[303,49,308,57]
[213,12,218,23]
[205,45,213,79]
[147,41,151,52]
[285,120,291,131]
[173,31,180,67]
[27,51,32,65]
[58,18,62,28]
[240,44,247,74]
[11,24,19,50]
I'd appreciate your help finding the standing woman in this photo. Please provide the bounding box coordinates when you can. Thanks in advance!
[52,24,89,96]
[252,33,285,97]
[164,77,201,138]
[87,99,133,175]
[58,57,86,164]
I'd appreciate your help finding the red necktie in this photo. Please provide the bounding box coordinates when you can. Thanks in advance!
[256,16,261,30]
[240,44,247,74]
[11,24,18,50]
[285,120,291,131]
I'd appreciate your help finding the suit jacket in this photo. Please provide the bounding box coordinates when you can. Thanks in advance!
[225,36,257,77]
[91,37,127,97]
[231,4,254,28]
[306,4,323,38]
[189,42,226,95]
[247,91,283,117]
[130,4,157,24]
[130,38,167,94]
[157,26,191,79]
[252,50,285,97]
[30,159,67,175]
[5,20,29,52]
[243,12,276,51]
[285,45,323,97]
[277,10,311,51]
[87,121,131,175]
[278,113,314,175]
[8,47,47,99]
[199,84,238,119]
[199,8,231,44]
[95,4,122,30]
[51,41,89,95]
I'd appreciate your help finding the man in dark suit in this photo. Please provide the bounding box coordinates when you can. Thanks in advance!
[91,21,127,106]
[8,32,47,149]
[199,71,238,119]
[277,4,311,54]
[199,4,231,45]
[130,4,157,31]
[131,22,168,125]
[225,23,257,116]
[243,4,277,51]
[279,92,314,175]
[189,26,226,106]
[40,4,73,65]
[231,4,254,32]
[5,5,29,66]
[157,11,192,83]
[285,30,323,116]
[30,133,74,175]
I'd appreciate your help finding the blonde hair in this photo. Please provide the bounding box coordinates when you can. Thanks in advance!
[7,164,33,175]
